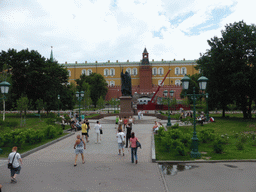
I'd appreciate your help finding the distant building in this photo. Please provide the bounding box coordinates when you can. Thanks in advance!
[62,48,199,101]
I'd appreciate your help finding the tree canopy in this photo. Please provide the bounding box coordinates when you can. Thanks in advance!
[0,48,75,111]
[197,21,256,118]
[75,73,108,107]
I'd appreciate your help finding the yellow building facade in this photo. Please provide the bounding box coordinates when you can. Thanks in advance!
[62,49,199,86]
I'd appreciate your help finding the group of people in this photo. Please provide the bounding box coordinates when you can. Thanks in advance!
[152,121,163,133]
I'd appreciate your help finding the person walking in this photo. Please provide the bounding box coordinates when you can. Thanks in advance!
[0,184,2,192]
[115,116,119,129]
[81,121,89,143]
[74,134,86,166]
[8,146,22,183]
[130,132,140,164]
[125,122,132,148]
[116,127,125,156]
[94,121,102,144]
[123,117,128,131]
[85,119,90,137]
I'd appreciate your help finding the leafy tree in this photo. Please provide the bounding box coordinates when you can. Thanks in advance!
[97,96,105,109]
[16,95,29,126]
[0,49,73,111]
[75,73,108,107]
[197,21,256,118]
[35,98,44,114]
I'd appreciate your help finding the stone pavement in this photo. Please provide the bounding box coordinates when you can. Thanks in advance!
[0,116,166,192]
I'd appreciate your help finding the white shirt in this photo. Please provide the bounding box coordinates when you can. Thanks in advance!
[8,152,21,168]
[117,132,125,143]
[94,124,102,133]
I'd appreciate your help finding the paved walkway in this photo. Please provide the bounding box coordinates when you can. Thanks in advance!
[0,116,166,192]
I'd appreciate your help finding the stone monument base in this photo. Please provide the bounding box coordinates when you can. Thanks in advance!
[119,96,133,118]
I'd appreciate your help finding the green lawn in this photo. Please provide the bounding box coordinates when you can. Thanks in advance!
[155,114,256,161]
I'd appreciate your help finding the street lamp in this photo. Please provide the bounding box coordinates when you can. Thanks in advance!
[181,75,208,158]
[76,91,84,121]
[58,94,60,116]
[0,81,11,121]
[163,89,174,127]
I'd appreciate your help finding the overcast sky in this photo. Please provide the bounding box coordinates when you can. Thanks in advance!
[0,0,255,64]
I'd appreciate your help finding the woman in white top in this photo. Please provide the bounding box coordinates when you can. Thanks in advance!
[94,121,102,144]
[129,116,133,125]
[8,146,22,183]
[116,124,125,156]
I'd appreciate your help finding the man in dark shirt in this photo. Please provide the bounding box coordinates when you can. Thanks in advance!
[125,122,132,148]
[85,119,90,137]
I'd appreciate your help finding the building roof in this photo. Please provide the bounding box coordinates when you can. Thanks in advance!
[143,48,148,54]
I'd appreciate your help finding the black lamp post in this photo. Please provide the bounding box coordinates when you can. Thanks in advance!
[163,90,174,127]
[58,94,60,116]
[181,75,208,158]
[76,91,84,121]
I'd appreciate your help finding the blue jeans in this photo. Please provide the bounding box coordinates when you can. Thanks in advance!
[131,147,137,163]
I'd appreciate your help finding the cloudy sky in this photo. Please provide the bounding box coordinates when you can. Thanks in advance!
[0,0,255,64]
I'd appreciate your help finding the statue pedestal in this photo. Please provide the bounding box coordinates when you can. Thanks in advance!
[119,96,133,118]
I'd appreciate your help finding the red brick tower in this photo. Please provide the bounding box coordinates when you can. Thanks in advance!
[139,48,152,93]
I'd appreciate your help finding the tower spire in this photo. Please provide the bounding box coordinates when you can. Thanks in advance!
[50,46,54,62]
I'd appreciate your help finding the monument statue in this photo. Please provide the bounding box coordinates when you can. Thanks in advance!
[121,69,132,96]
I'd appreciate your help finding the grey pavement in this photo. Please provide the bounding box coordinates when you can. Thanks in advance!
[0,116,166,192]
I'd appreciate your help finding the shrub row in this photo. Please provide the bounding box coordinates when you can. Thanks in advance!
[0,125,63,149]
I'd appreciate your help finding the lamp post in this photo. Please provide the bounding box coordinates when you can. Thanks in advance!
[58,94,60,116]
[76,91,84,121]
[163,90,174,127]
[181,75,208,158]
[0,81,11,121]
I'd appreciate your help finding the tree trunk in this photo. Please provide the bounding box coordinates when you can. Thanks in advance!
[248,98,252,119]
[222,104,226,118]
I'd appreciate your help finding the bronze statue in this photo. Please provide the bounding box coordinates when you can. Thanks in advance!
[121,69,132,96]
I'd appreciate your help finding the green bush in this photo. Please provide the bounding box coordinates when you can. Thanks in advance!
[180,133,192,147]
[169,129,182,140]
[48,112,57,118]
[240,134,248,143]
[45,125,57,139]
[234,133,239,138]
[14,134,26,148]
[171,123,179,129]
[236,141,244,150]
[0,135,4,147]
[161,136,173,152]
[46,118,55,125]
[213,138,224,154]
[176,144,186,156]
[158,126,166,137]
[199,129,215,143]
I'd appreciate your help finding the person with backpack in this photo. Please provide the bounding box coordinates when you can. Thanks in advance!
[8,146,22,183]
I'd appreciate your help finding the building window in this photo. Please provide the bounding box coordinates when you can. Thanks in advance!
[158,67,164,75]
[82,69,86,75]
[110,68,115,76]
[158,80,163,85]
[126,68,131,74]
[152,67,157,75]
[104,69,109,76]
[87,69,92,75]
[175,80,181,86]
[110,81,115,86]
[68,70,71,77]
[181,67,186,75]
[175,67,180,75]
[132,68,137,75]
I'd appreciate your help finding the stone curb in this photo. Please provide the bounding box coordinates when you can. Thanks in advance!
[21,132,75,158]
[151,134,156,162]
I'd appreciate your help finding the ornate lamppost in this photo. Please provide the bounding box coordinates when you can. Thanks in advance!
[181,75,208,158]
[163,90,174,127]
[0,80,10,155]
[0,81,11,121]
[76,91,84,121]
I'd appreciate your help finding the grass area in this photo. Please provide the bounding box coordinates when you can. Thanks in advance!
[0,116,69,158]
[0,133,68,158]
[155,114,256,161]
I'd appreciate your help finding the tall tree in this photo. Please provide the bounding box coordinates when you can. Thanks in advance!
[75,73,108,107]
[197,21,256,118]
